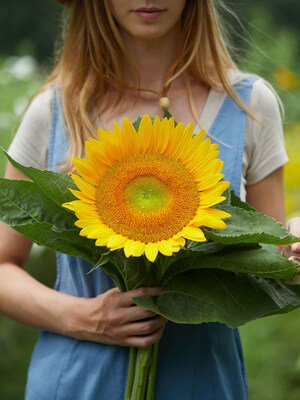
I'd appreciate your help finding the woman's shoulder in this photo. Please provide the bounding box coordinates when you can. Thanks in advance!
[7,86,53,169]
[231,72,281,116]
[25,86,53,123]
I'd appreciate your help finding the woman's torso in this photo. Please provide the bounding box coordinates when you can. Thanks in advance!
[23,77,260,400]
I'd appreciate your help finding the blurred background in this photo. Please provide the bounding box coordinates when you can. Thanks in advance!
[0,0,300,399]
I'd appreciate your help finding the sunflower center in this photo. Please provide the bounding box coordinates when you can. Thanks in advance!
[124,176,171,213]
[96,153,199,243]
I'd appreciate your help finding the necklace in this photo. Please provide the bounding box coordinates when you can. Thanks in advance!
[158,96,171,110]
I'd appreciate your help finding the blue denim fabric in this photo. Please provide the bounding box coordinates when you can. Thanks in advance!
[25,77,256,399]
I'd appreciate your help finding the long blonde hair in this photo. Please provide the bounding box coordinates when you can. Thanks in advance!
[42,0,250,171]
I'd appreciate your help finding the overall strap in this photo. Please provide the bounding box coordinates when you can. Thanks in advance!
[209,76,257,197]
[48,86,70,171]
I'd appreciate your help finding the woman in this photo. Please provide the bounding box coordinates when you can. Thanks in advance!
[0,1,299,399]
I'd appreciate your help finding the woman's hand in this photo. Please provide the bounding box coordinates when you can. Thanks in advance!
[282,217,300,284]
[282,217,300,262]
[72,287,167,348]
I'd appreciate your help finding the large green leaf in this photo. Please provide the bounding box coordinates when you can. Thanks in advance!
[3,150,76,206]
[205,204,299,245]
[134,269,300,328]
[0,178,104,264]
[15,222,102,265]
[160,245,298,285]
[229,189,256,211]
[0,178,75,229]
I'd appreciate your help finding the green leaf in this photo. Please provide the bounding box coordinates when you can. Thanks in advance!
[186,240,226,252]
[0,178,76,230]
[133,117,142,131]
[0,178,104,264]
[132,116,155,132]
[15,222,102,265]
[161,245,298,285]
[229,190,256,211]
[95,254,127,292]
[219,187,231,206]
[205,205,299,245]
[134,269,300,328]
[88,251,113,274]
[121,255,157,290]
[162,107,172,120]
[3,149,76,206]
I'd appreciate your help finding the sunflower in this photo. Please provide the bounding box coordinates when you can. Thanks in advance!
[63,115,230,262]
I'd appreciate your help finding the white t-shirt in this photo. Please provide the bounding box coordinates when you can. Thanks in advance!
[8,78,288,201]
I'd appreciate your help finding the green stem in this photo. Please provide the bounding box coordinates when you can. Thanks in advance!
[125,347,137,400]
[146,341,159,400]
[131,346,153,400]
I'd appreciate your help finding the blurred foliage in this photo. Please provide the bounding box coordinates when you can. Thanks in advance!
[240,308,300,400]
[0,0,62,63]
[0,57,46,176]
[0,1,300,399]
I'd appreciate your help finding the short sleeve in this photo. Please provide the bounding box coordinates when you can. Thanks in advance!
[244,79,289,186]
[7,88,52,169]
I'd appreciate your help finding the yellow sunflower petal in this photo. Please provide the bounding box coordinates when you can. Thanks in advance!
[71,202,98,214]
[153,116,171,154]
[86,138,112,167]
[157,240,175,256]
[199,181,230,207]
[195,208,231,219]
[70,174,96,200]
[172,237,186,247]
[196,174,224,191]
[79,224,114,239]
[188,149,220,176]
[121,118,139,155]
[124,240,145,258]
[62,202,76,211]
[138,115,153,154]
[181,226,206,242]
[145,243,159,262]
[107,234,127,249]
[178,128,206,164]
[73,158,101,186]
[163,122,184,159]
[193,159,223,182]
[191,215,227,229]
[95,234,113,247]
[69,189,96,204]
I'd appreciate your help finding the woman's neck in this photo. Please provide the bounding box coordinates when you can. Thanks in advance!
[120,21,183,91]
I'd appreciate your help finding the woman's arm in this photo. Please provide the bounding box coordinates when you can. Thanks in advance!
[246,166,300,276]
[246,166,285,223]
[0,163,167,348]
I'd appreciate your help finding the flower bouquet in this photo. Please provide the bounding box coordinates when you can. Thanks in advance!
[0,114,300,400]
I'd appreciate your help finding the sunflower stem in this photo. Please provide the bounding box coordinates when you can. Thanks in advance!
[125,346,137,400]
[146,341,159,400]
[130,345,153,400]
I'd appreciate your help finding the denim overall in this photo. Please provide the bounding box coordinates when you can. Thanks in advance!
[25,77,256,399]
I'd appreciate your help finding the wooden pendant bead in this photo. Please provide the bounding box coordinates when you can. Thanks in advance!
[159,97,170,109]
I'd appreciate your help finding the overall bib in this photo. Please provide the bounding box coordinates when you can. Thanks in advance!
[25,77,256,400]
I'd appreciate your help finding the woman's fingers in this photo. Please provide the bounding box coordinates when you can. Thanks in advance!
[83,286,167,347]
[290,243,300,256]
[286,217,300,238]
[120,325,166,348]
[117,286,165,307]
[115,315,168,338]
[122,306,157,322]
[282,217,300,261]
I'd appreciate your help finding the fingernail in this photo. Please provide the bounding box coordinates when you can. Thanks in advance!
[291,243,300,252]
